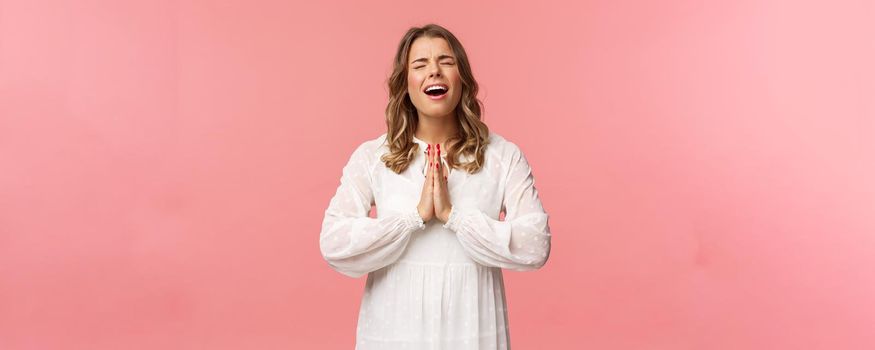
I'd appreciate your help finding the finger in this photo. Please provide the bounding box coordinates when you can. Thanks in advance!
[430,150,437,188]
[430,145,436,176]
[437,144,442,173]
[425,146,433,187]
[438,159,446,189]
[435,144,441,181]
[431,146,440,179]
[437,159,444,184]
[425,144,431,179]
[433,155,441,190]
[438,145,447,182]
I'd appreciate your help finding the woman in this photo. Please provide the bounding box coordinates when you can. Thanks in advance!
[319,23,551,349]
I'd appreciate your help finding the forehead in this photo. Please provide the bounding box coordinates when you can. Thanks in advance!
[408,36,453,61]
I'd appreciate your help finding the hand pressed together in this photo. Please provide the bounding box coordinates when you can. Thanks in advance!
[416,143,452,223]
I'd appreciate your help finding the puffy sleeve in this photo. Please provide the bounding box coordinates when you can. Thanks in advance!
[319,141,426,278]
[442,143,552,271]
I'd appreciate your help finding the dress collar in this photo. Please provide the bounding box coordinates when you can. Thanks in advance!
[412,136,450,177]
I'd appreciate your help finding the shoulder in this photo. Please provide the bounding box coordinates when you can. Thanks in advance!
[354,133,388,154]
[346,133,389,165]
[486,131,537,179]
[486,131,524,159]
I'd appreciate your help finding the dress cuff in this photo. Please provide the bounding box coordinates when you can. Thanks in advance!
[402,208,426,231]
[442,206,463,231]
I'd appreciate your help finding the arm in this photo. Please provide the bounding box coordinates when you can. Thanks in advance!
[443,143,552,271]
[319,142,426,278]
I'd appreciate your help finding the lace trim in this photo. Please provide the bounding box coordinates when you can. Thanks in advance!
[402,208,425,231]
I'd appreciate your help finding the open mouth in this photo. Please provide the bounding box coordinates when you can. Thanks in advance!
[423,84,449,98]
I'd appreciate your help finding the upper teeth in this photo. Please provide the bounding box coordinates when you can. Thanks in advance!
[426,86,446,92]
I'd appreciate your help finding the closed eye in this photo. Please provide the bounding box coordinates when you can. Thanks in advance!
[413,62,453,69]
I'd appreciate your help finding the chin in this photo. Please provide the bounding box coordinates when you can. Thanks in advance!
[425,107,455,118]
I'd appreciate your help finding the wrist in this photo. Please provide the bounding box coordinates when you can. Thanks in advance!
[406,207,426,231]
[417,206,431,222]
[439,205,453,223]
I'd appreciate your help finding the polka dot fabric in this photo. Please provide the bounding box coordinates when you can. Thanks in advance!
[320,131,551,349]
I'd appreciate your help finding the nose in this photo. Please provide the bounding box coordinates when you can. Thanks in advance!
[428,63,442,77]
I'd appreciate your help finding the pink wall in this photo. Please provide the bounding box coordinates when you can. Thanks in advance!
[1,0,873,349]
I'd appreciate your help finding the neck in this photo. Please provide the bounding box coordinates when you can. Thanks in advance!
[414,112,458,145]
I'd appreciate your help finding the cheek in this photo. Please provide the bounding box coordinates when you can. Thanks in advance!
[451,72,462,93]
[407,76,421,95]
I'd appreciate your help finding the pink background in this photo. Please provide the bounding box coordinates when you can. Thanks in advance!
[1,0,874,349]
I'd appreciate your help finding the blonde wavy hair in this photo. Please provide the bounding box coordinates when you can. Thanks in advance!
[380,23,490,175]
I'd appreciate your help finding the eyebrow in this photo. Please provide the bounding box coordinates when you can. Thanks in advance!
[410,54,456,64]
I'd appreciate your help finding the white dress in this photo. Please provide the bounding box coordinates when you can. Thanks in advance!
[319,131,552,350]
